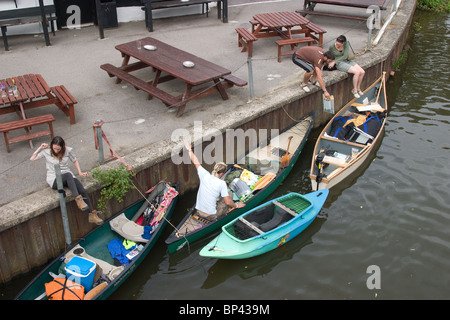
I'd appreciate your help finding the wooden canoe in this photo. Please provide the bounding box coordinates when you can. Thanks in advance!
[310,73,388,190]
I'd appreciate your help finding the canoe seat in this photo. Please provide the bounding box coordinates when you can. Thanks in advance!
[110,213,149,243]
[65,244,124,282]
[258,209,293,232]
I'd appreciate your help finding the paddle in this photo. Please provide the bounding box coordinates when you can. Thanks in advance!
[280,136,293,168]
[240,172,276,202]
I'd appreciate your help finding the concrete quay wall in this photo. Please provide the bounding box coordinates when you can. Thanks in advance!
[0,0,416,283]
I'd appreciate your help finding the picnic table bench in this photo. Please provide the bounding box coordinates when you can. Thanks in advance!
[298,0,387,20]
[101,37,247,117]
[0,114,55,153]
[236,12,325,62]
[0,4,57,51]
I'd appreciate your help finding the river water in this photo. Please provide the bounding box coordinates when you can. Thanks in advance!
[2,10,449,301]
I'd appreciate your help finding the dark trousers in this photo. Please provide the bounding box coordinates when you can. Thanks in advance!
[52,173,93,212]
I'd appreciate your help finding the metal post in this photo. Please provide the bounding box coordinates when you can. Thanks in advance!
[247,57,255,99]
[95,0,104,39]
[54,164,71,246]
[38,0,50,46]
[93,120,105,165]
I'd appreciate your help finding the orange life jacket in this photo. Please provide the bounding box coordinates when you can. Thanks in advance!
[45,277,85,300]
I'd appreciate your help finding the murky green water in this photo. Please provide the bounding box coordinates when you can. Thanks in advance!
[2,10,449,301]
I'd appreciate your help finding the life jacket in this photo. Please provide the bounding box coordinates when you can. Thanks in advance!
[329,116,354,140]
[357,113,383,137]
[45,277,85,300]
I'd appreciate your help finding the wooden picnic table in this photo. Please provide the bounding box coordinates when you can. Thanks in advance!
[0,74,77,124]
[251,11,325,46]
[101,37,247,117]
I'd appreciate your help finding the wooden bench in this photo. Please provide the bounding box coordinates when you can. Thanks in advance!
[100,63,185,115]
[141,0,228,32]
[223,74,248,87]
[275,36,316,62]
[235,28,257,57]
[0,5,57,51]
[50,86,77,125]
[304,21,326,47]
[0,114,55,152]
[298,0,386,21]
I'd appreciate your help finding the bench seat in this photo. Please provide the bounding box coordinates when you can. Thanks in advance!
[275,36,316,62]
[0,114,55,152]
[0,5,57,51]
[235,27,257,57]
[50,86,77,124]
[223,74,248,87]
[100,63,186,116]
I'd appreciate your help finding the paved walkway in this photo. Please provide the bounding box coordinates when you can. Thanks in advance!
[0,0,398,207]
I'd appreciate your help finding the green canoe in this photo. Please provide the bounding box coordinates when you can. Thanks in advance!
[15,181,178,300]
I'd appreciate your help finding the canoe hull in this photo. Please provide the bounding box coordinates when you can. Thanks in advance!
[199,190,328,259]
[310,73,388,191]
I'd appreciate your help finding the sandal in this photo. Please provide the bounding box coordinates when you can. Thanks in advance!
[358,90,364,96]
[301,83,310,92]
[352,89,360,98]
[308,79,319,86]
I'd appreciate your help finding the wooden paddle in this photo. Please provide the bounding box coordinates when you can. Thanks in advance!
[240,173,276,202]
[280,136,293,168]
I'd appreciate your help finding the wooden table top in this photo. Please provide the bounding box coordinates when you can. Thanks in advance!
[115,37,231,86]
[0,74,50,105]
[253,11,311,28]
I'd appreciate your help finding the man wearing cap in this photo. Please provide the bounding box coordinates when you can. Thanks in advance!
[292,46,335,99]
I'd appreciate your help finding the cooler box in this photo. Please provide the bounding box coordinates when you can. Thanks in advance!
[65,256,96,292]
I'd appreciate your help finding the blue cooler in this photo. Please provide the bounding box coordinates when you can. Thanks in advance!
[65,256,96,292]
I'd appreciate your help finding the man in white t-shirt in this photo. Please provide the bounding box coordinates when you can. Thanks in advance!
[184,141,245,221]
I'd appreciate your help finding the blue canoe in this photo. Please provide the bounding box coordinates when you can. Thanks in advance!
[199,190,328,259]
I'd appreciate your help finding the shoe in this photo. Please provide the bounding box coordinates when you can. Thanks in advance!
[358,90,364,96]
[89,210,104,225]
[75,195,88,211]
[308,79,319,86]
[352,90,360,98]
[302,84,310,92]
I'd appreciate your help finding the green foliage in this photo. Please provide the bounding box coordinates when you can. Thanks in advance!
[392,46,410,71]
[92,165,134,211]
[417,0,450,12]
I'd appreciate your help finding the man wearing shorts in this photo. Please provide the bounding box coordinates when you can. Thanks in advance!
[292,46,335,99]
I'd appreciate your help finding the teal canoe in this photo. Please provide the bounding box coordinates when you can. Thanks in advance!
[165,111,316,254]
[15,181,178,300]
[199,190,328,259]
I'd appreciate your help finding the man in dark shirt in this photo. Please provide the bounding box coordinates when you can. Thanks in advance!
[292,46,335,99]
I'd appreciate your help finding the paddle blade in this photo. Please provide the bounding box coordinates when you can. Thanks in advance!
[280,154,290,168]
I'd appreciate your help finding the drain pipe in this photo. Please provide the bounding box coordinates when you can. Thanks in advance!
[373,0,402,46]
